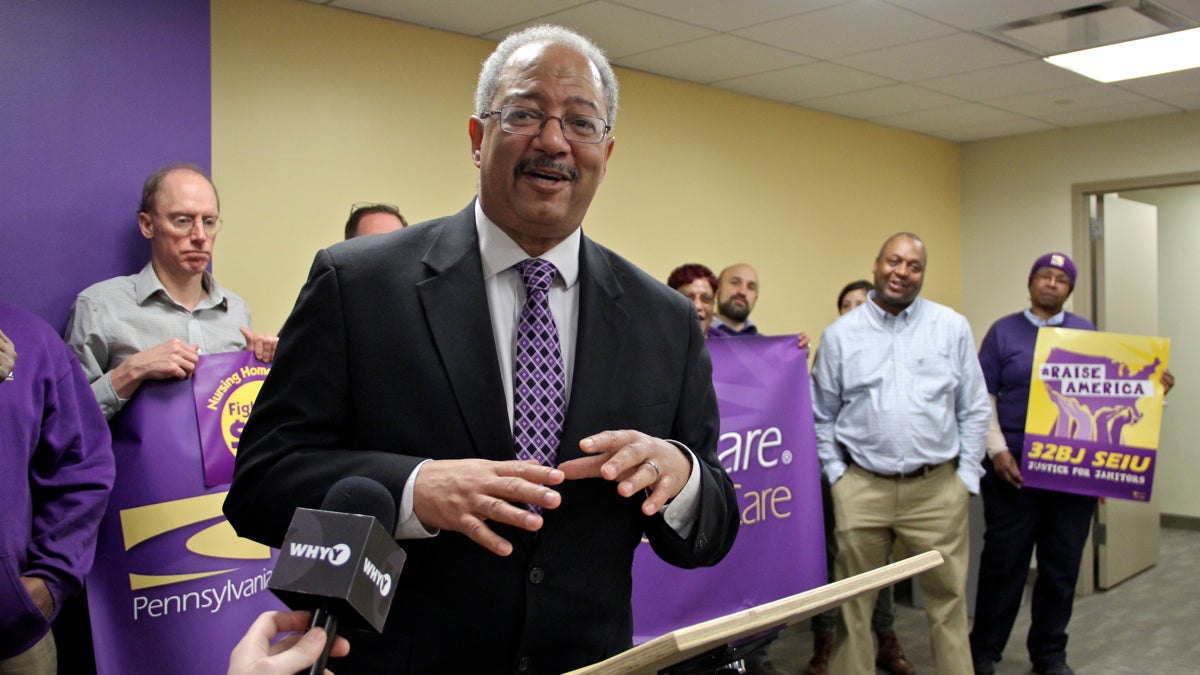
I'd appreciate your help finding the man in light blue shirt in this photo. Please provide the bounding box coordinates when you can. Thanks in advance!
[811,232,989,674]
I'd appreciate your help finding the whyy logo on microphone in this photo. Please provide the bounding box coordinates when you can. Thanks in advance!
[287,542,351,566]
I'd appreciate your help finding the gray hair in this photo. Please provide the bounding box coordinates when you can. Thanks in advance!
[474,25,619,128]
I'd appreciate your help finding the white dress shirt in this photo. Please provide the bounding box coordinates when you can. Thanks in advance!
[395,203,700,537]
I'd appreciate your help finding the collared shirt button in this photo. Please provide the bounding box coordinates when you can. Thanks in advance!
[528,567,545,584]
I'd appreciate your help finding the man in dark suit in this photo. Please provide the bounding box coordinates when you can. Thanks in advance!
[224,25,738,675]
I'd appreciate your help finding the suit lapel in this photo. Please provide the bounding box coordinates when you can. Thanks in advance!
[559,237,630,462]
[417,204,513,461]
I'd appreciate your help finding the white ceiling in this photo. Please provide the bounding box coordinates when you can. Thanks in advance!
[303,0,1200,142]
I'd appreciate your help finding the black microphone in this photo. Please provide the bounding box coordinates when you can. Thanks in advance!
[268,476,407,675]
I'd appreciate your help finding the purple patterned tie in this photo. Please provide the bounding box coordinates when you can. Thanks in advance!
[513,258,565,468]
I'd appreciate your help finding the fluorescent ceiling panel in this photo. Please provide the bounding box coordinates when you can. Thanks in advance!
[1045,27,1200,82]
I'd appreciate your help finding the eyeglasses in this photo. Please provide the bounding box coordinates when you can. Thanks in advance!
[481,105,610,144]
[158,212,222,236]
[350,202,400,217]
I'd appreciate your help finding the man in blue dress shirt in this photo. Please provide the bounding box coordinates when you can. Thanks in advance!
[811,232,990,674]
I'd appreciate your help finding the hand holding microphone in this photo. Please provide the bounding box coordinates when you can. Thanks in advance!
[268,476,406,675]
[226,609,349,675]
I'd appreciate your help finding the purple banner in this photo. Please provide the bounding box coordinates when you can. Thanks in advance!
[632,336,826,642]
[193,352,271,487]
[88,367,284,675]
[0,0,211,330]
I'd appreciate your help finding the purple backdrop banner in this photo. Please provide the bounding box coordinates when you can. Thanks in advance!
[87,362,284,675]
[0,0,211,331]
[193,352,271,487]
[632,335,826,642]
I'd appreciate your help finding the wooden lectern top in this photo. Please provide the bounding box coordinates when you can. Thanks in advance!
[566,550,944,675]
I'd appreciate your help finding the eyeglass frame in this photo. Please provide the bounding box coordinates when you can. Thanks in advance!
[480,105,611,144]
[349,202,401,217]
[148,210,223,236]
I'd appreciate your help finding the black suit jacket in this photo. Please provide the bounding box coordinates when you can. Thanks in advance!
[224,202,738,674]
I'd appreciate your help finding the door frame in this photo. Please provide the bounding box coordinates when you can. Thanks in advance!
[1069,171,1200,589]
[1070,170,1200,325]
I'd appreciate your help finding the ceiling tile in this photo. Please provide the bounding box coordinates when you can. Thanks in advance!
[933,118,1057,142]
[919,59,1090,99]
[1114,67,1200,98]
[715,62,890,102]
[987,83,1151,116]
[883,0,1119,31]
[617,34,812,83]
[482,1,712,58]
[1039,99,1183,126]
[1161,92,1200,109]
[308,0,1200,142]
[606,0,844,31]
[326,0,590,36]
[799,84,963,118]
[835,32,1030,81]
[733,0,957,59]
[1154,0,1200,23]
[871,102,1023,133]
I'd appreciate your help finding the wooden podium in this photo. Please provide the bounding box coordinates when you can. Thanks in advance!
[566,550,943,675]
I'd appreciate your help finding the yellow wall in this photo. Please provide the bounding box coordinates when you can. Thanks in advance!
[961,112,1200,518]
[212,0,961,340]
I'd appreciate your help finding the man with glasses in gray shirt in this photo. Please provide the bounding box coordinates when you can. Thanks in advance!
[65,163,278,419]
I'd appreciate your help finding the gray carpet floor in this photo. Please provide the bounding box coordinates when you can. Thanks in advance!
[767,526,1200,674]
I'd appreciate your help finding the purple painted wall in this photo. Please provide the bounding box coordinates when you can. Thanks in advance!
[0,0,211,331]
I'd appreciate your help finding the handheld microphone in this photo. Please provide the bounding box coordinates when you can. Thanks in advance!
[268,476,406,675]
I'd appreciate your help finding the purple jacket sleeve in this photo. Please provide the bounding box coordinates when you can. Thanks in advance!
[0,308,114,659]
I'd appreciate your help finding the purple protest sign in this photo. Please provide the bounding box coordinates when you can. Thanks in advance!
[1021,328,1170,502]
[193,352,270,486]
[631,335,826,642]
[1022,434,1155,501]
[88,373,284,675]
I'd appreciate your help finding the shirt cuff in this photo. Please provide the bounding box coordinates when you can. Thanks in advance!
[957,466,981,495]
[395,460,439,540]
[95,372,124,420]
[823,460,848,486]
[659,441,701,538]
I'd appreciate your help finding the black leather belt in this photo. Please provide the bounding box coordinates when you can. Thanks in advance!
[850,459,951,480]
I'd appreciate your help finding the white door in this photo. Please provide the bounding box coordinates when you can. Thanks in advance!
[1094,193,1160,589]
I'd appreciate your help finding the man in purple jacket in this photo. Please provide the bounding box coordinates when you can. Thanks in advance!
[0,301,114,674]
[970,252,1171,675]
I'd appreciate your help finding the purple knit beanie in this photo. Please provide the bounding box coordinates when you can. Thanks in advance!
[1029,252,1077,289]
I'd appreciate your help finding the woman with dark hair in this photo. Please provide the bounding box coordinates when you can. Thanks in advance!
[837,279,873,315]
[667,264,719,335]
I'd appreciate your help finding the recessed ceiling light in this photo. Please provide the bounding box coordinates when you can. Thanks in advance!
[1045,27,1200,82]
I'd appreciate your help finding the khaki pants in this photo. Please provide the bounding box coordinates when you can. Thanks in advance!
[0,630,57,675]
[829,463,971,674]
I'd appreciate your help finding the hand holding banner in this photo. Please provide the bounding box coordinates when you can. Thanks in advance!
[88,352,284,675]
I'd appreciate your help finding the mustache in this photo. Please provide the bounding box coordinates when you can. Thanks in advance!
[516,157,579,182]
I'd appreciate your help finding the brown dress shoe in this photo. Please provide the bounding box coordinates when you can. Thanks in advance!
[876,631,916,675]
[806,630,834,675]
